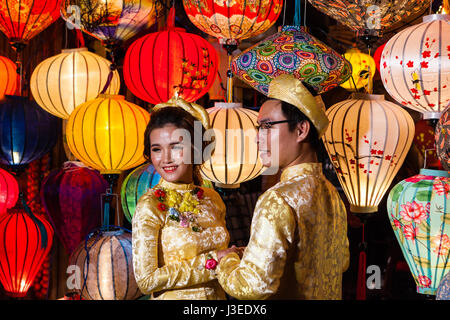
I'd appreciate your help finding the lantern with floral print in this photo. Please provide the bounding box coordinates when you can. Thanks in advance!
[380,14,450,120]
[387,169,450,295]
[435,106,450,170]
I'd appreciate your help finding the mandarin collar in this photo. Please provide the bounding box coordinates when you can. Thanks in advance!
[159,179,195,191]
[280,163,323,182]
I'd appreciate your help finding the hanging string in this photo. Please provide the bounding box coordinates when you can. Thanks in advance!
[303,0,307,27]
[282,0,287,26]
[293,0,302,26]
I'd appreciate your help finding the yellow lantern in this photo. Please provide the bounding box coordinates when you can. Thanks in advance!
[30,48,120,119]
[323,93,415,213]
[65,94,150,174]
[340,47,376,91]
[200,102,263,188]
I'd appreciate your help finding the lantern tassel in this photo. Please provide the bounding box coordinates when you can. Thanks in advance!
[76,28,85,48]
[356,223,367,300]
[20,193,48,249]
[293,0,302,26]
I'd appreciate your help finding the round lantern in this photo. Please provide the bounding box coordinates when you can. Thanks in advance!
[41,161,109,255]
[123,25,218,104]
[183,0,283,45]
[30,47,120,119]
[0,168,19,214]
[0,201,54,297]
[387,169,449,295]
[66,94,150,174]
[0,95,59,170]
[339,47,376,91]
[231,25,352,96]
[121,163,161,224]
[380,14,450,120]
[323,93,415,213]
[0,0,61,46]
[200,102,263,188]
[435,106,450,170]
[373,42,386,73]
[69,228,141,300]
[0,56,18,99]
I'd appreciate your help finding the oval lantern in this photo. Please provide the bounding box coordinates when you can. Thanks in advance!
[435,106,450,170]
[380,14,450,120]
[0,202,54,297]
[231,25,352,96]
[183,0,283,44]
[0,95,59,171]
[339,47,376,91]
[0,168,19,214]
[121,163,160,224]
[200,102,263,188]
[65,94,150,174]
[0,56,18,99]
[30,47,120,119]
[123,25,218,104]
[41,161,109,255]
[387,169,449,295]
[69,228,141,300]
[323,93,415,213]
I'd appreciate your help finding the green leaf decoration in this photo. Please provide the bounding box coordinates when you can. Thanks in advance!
[415,191,431,202]
[414,180,434,188]
[391,184,404,202]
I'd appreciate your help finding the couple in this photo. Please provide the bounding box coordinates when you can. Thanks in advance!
[132,74,349,300]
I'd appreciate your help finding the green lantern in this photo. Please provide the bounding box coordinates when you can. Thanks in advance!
[387,169,450,295]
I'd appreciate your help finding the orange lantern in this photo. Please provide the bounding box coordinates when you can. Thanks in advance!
[0,56,18,99]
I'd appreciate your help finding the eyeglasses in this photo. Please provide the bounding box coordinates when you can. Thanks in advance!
[255,120,297,131]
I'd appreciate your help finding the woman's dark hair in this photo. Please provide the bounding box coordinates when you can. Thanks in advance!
[143,107,212,185]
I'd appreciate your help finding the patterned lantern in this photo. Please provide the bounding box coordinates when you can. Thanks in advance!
[387,169,449,295]
[0,56,18,99]
[65,94,150,174]
[380,14,450,120]
[41,161,109,255]
[30,48,120,119]
[0,201,54,297]
[0,95,59,170]
[323,93,415,213]
[121,163,160,224]
[0,0,61,46]
[436,271,450,300]
[0,168,19,214]
[69,228,141,300]
[414,119,441,169]
[182,0,283,45]
[340,47,376,91]
[123,23,218,104]
[61,0,162,45]
[307,0,429,37]
[231,26,352,96]
[435,106,450,170]
[200,102,263,188]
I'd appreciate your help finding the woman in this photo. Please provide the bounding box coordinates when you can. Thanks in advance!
[132,97,230,300]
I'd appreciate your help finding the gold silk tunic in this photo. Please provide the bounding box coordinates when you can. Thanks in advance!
[132,179,230,300]
[217,163,349,300]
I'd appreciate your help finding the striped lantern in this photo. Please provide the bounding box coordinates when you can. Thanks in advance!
[65,94,150,174]
[435,106,449,170]
[323,93,415,213]
[0,56,18,99]
[380,14,450,120]
[121,163,161,224]
[0,168,19,215]
[30,47,120,119]
[200,102,263,188]
[387,169,449,295]
[69,228,141,300]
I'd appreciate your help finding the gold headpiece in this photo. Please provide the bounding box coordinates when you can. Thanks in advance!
[152,95,211,131]
[268,74,329,138]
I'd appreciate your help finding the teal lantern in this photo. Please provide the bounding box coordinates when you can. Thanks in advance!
[121,163,160,223]
[387,169,450,295]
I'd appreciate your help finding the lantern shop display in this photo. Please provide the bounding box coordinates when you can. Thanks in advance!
[435,106,450,170]
[387,169,449,295]
[0,56,18,99]
[0,168,19,215]
[30,48,120,119]
[323,93,415,213]
[339,47,376,91]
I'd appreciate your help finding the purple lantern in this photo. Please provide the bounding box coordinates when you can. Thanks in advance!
[41,161,108,255]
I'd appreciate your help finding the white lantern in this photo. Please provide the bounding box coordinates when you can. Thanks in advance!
[323,93,415,213]
[380,14,450,120]
[200,102,263,188]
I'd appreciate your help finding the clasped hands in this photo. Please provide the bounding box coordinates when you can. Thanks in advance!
[217,245,245,262]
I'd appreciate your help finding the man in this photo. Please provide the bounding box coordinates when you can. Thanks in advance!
[216,74,349,300]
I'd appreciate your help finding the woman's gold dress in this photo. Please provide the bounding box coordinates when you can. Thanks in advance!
[132,179,230,300]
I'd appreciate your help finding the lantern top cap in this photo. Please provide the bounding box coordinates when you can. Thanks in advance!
[268,74,329,138]
[61,47,88,53]
[419,168,450,178]
[423,14,450,23]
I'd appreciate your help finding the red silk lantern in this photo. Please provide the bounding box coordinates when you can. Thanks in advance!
[0,200,53,297]
[0,56,18,99]
[123,16,218,104]
[0,168,19,215]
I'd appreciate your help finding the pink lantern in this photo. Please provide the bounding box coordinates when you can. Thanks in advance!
[0,168,19,215]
